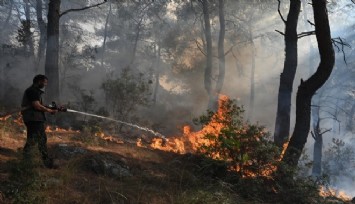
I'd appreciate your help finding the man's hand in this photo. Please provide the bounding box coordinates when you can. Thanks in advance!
[32,101,58,113]
[48,109,58,114]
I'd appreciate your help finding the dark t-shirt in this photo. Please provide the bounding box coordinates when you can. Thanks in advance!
[21,85,46,122]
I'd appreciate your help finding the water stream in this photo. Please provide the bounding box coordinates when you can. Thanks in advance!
[66,109,165,138]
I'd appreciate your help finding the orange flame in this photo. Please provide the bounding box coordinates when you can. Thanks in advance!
[94,132,124,144]
[144,95,283,178]
[319,186,352,201]
[146,95,229,154]
[0,115,11,121]
[45,126,80,134]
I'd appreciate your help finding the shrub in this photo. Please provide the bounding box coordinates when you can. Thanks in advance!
[102,68,151,132]
[195,98,280,177]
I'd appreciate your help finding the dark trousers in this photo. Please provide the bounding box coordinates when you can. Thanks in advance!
[23,121,50,162]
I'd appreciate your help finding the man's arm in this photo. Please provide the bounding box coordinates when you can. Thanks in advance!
[32,101,57,113]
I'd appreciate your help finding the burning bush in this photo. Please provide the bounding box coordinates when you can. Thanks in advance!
[194,98,280,177]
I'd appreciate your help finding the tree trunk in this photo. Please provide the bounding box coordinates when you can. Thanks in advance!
[282,0,335,168]
[129,17,143,67]
[2,0,13,35]
[346,102,355,132]
[248,38,255,121]
[311,100,322,176]
[153,44,161,105]
[36,0,47,70]
[44,0,60,102]
[274,0,301,147]
[101,1,111,68]
[302,0,316,75]
[201,0,212,104]
[24,0,35,56]
[311,128,323,177]
[211,0,226,110]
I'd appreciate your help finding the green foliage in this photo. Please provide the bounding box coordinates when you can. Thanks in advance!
[16,20,33,49]
[322,138,355,180]
[102,68,151,131]
[68,85,96,113]
[277,177,321,204]
[195,99,280,177]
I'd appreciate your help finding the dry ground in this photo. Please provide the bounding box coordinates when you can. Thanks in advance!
[1,119,352,204]
[0,123,246,204]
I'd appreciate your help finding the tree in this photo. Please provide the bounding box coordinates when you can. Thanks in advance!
[101,68,151,132]
[273,0,301,147]
[214,0,226,110]
[36,0,47,69]
[23,0,34,56]
[200,0,213,109]
[0,0,13,38]
[310,94,331,177]
[100,1,112,68]
[282,0,335,168]
[44,0,107,102]
[44,0,60,102]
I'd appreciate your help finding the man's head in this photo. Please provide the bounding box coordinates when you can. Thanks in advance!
[33,74,48,89]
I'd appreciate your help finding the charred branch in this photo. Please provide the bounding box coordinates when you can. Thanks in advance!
[307,20,315,26]
[277,0,286,23]
[60,0,107,18]
[297,31,315,38]
[275,29,285,36]
[195,40,207,57]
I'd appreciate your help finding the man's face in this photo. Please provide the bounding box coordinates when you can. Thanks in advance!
[38,79,48,89]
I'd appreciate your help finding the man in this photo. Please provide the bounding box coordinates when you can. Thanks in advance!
[21,74,58,168]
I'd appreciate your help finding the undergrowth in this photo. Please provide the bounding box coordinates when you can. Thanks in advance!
[194,98,334,204]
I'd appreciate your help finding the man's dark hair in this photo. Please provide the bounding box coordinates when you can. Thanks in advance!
[33,74,48,84]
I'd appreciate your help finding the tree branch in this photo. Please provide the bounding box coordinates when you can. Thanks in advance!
[195,40,207,57]
[224,43,239,56]
[319,128,332,135]
[331,37,351,64]
[310,131,316,140]
[277,0,286,23]
[307,20,315,26]
[275,29,285,36]
[60,0,107,18]
[297,31,316,39]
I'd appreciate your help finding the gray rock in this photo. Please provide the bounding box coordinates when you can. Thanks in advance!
[84,155,132,178]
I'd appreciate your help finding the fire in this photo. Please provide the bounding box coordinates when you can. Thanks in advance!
[279,141,289,161]
[144,95,230,155]
[0,115,11,121]
[150,137,185,153]
[143,95,284,178]
[319,186,352,201]
[45,126,80,134]
[145,95,237,155]
[94,132,124,144]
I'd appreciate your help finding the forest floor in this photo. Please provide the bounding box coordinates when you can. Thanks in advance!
[0,118,353,204]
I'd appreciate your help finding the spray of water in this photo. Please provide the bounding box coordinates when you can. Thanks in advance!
[66,109,166,139]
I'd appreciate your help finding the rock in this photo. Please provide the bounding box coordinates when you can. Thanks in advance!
[56,145,87,158]
[44,178,62,188]
[84,155,132,178]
